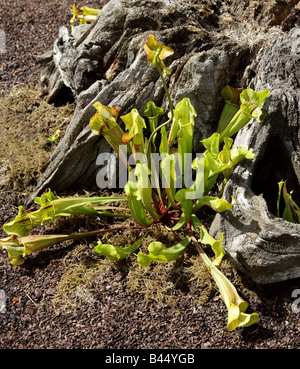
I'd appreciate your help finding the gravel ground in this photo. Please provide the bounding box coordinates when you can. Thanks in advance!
[0,0,300,352]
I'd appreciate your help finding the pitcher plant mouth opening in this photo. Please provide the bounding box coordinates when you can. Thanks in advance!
[1,33,271,331]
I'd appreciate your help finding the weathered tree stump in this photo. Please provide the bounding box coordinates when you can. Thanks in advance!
[210,29,300,283]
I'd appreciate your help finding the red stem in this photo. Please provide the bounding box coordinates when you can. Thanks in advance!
[152,192,162,215]
[72,225,147,239]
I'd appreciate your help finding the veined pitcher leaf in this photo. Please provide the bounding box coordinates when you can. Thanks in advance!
[0,234,26,265]
[221,85,244,105]
[137,235,191,267]
[34,188,60,204]
[3,206,33,237]
[0,233,81,266]
[121,109,146,153]
[3,189,127,237]
[89,102,128,156]
[240,88,270,122]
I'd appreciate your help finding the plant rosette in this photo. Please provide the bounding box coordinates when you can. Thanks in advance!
[1,34,271,331]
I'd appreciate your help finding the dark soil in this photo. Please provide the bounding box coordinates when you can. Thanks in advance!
[0,0,299,351]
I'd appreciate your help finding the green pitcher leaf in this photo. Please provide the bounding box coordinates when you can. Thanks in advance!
[202,133,232,178]
[191,214,225,265]
[194,195,235,213]
[144,101,164,126]
[281,181,300,223]
[144,101,164,152]
[217,102,240,135]
[167,97,196,167]
[125,180,153,226]
[160,153,182,207]
[175,98,196,144]
[202,132,255,182]
[159,125,168,155]
[218,88,270,142]
[94,233,147,261]
[135,163,160,220]
[210,263,259,331]
[80,5,101,16]
[219,137,234,180]
[200,226,225,265]
[217,86,243,133]
[3,189,127,237]
[137,235,191,267]
[240,88,270,122]
[167,98,196,152]
[230,145,255,165]
[276,180,300,223]
[218,110,251,142]
[47,129,61,143]
[171,200,193,230]
[3,206,33,237]
[190,218,259,331]
[0,233,78,266]
[175,155,205,202]
[277,180,285,218]
[202,132,220,154]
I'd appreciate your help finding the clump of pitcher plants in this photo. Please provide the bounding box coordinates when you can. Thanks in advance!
[1,34,271,331]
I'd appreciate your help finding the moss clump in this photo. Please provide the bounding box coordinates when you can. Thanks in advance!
[0,83,74,193]
[52,228,223,313]
[52,244,115,313]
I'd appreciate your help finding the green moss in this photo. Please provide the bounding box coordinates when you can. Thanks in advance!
[0,83,74,193]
